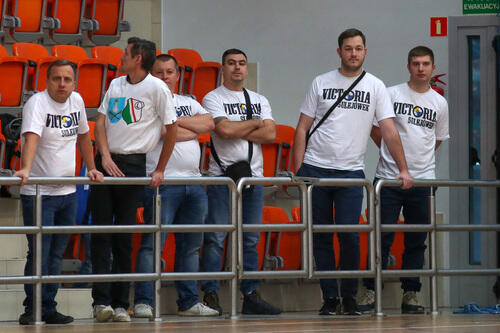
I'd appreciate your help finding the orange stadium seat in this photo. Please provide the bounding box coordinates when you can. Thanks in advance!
[12,42,61,92]
[0,45,29,107]
[52,44,107,108]
[167,48,222,100]
[197,132,211,175]
[91,45,124,88]
[275,124,295,174]
[257,206,301,271]
[85,0,130,45]
[4,0,46,42]
[44,0,88,44]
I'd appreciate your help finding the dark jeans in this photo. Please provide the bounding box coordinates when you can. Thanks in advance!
[363,183,432,292]
[21,192,77,314]
[89,153,145,309]
[297,163,364,299]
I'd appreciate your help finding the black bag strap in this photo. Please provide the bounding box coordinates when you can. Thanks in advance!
[306,70,366,146]
[210,88,254,172]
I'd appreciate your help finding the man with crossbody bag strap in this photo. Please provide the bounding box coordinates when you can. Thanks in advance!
[200,48,281,315]
[292,28,413,316]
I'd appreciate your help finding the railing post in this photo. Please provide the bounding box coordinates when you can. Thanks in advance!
[307,186,314,279]
[34,185,43,324]
[429,187,438,315]
[152,187,162,321]
[231,182,238,319]
[299,184,309,276]
[375,181,384,316]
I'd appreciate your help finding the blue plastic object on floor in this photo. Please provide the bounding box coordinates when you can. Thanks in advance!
[453,302,500,314]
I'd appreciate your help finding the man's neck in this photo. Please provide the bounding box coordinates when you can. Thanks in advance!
[338,66,363,78]
[407,80,431,93]
[223,81,244,91]
[127,69,148,84]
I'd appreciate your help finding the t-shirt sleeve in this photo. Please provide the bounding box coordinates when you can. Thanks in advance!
[157,84,177,125]
[259,95,274,121]
[202,92,226,118]
[374,83,395,122]
[299,78,319,118]
[21,96,45,137]
[190,98,208,116]
[435,98,450,141]
[75,93,90,134]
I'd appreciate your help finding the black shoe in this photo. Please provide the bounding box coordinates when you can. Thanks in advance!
[203,292,223,315]
[342,297,361,315]
[242,291,282,315]
[42,311,74,324]
[401,291,424,314]
[319,297,341,315]
[19,312,33,325]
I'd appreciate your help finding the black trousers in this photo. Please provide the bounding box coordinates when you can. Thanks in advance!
[90,153,145,309]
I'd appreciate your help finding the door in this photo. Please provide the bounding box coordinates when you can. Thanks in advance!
[449,15,499,307]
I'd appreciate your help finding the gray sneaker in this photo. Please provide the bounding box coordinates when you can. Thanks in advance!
[134,303,153,318]
[402,291,424,314]
[113,307,131,322]
[94,305,114,322]
[178,302,219,316]
[357,289,375,313]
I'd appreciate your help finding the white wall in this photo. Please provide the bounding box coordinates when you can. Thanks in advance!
[163,0,459,211]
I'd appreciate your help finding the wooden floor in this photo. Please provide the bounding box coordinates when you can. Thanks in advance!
[1,313,500,333]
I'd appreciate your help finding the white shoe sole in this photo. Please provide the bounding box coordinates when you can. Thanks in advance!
[178,310,219,317]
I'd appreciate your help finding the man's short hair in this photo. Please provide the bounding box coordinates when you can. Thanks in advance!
[408,46,434,64]
[222,48,247,65]
[155,53,179,72]
[47,59,77,79]
[338,28,366,48]
[128,37,157,71]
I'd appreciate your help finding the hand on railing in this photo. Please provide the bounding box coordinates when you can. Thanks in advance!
[396,170,414,189]
[87,169,104,183]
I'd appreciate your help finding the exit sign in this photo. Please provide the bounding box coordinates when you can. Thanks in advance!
[463,0,500,14]
[430,17,448,37]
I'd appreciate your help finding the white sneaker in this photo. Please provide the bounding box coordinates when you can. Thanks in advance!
[113,307,131,322]
[178,302,220,316]
[134,303,153,318]
[94,305,114,322]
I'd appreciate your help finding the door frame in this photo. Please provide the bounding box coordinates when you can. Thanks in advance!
[448,15,500,306]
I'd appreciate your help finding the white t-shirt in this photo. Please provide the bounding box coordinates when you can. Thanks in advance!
[375,83,449,179]
[98,74,177,155]
[20,90,89,196]
[146,94,207,177]
[202,85,274,177]
[300,69,394,171]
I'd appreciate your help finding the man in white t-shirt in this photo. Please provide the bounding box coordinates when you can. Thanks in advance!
[358,46,449,314]
[133,54,218,318]
[200,49,281,315]
[89,37,178,323]
[293,28,413,316]
[14,59,103,325]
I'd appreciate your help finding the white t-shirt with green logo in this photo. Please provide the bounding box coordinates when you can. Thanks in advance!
[20,90,89,196]
[375,83,449,179]
[98,74,177,155]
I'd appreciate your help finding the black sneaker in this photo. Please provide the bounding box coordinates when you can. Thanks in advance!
[319,297,340,315]
[42,311,74,324]
[203,292,223,315]
[19,312,33,325]
[401,291,424,314]
[241,291,282,315]
[342,297,361,315]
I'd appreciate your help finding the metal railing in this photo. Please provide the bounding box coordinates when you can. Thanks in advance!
[0,176,237,323]
[374,179,500,316]
[1,176,500,323]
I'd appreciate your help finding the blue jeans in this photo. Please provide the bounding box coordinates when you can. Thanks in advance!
[21,193,77,314]
[297,163,364,299]
[134,185,207,311]
[363,183,432,292]
[201,184,263,295]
